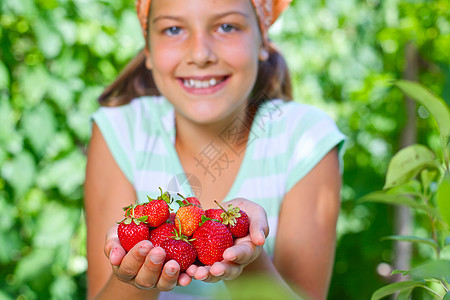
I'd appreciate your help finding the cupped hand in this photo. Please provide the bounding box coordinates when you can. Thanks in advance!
[185,198,269,282]
[104,224,192,291]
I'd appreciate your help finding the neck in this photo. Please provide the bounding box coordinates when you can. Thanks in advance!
[174,107,255,159]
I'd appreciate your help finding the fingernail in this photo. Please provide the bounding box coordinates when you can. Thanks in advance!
[215,270,225,277]
[109,248,114,260]
[197,275,207,280]
[166,267,177,276]
[260,230,266,239]
[150,254,164,264]
[139,245,150,256]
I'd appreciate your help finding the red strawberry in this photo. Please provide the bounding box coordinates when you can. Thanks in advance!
[167,212,176,224]
[144,189,172,227]
[178,193,202,207]
[214,201,250,238]
[205,208,224,223]
[117,216,150,252]
[123,203,146,218]
[227,210,249,238]
[160,222,197,272]
[144,198,170,227]
[161,239,197,272]
[192,219,233,265]
[149,222,175,247]
[175,201,205,237]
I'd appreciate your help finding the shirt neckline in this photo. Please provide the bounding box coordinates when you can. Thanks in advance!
[149,97,276,201]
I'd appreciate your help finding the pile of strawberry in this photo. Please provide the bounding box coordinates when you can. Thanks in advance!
[117,189,250,272]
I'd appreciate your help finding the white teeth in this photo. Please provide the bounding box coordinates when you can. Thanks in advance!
[183,78,221,88]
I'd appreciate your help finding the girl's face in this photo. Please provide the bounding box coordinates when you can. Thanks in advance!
[146,0,264,126]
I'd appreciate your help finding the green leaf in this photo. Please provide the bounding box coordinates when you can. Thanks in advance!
[1,151,36,198]
[380,235,438,251]
[371,281,428,300]
[21,103,57,156]
[437,174,450,226]
[0,61,10,88]
[359,191,441,219]
[15,248,55,283]
[34,19,63,59]
[33,202,80,247]
[443,291,450,300]
[395,80,450,138]
[420,169,439,194]
[403,260,450,282]
[36,150,86,197]
[396,287,413,300]
[445,237,450,247]
[384,144,440,189]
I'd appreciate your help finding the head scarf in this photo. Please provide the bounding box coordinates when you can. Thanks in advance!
[135,0,291,46]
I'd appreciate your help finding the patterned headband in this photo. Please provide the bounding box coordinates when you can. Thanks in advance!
[136,0,291,45]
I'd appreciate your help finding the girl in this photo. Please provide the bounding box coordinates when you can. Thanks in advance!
[84,0,346,299]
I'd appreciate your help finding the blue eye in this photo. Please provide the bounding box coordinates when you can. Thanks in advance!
[165,26,182,36]
[219,24,235,33]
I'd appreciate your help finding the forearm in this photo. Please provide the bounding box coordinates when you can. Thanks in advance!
[224,250,303,300]
[90,273,160,300]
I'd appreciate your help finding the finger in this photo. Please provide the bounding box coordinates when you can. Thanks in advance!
[193,265,222,283]
[223,241,259,265]
[209,261,242,281]
[178,273,192,286]
[109,246,127,266]
[156,260,180,292]
[192,265,210,281]
[248,207,268,246]
[185,264,199,277]
[226,198,268,246]
[134,246,166,289]
[104,224,125,266]
[114,240,153,282]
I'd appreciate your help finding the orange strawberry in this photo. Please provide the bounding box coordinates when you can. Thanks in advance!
[192,219,233,265]
[175,201,205,237]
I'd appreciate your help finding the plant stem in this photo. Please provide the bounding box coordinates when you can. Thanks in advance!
[441,136,449,173]
[422,194,440,259]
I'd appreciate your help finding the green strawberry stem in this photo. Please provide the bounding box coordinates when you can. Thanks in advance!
[213,200,241,226]
[173,217,195,243]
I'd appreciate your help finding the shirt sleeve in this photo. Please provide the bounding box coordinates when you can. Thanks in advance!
[91,103,138,184]
[284,105,346,192]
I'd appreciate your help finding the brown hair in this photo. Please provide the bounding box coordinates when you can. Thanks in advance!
[98,41,292,107]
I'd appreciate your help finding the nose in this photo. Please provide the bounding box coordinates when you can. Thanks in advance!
[188,31,217,67]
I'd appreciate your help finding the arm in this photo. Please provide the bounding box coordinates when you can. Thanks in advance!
[85,123,189,300]
[185,149,340,299]
[273,147,341,300]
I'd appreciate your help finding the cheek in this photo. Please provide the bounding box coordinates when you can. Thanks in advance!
[221,42,259,73]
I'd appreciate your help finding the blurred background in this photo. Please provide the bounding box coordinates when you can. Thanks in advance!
[0,0,449,299]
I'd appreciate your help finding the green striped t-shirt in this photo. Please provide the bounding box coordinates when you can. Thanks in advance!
[91,96,346,299]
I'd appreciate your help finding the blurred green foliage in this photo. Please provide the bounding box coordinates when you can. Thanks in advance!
[0,0,449,299]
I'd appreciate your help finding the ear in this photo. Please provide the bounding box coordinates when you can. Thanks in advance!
[144,48,153,69]
[258,48,269,61]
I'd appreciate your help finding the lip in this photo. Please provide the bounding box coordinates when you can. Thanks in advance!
[177,75,230,95]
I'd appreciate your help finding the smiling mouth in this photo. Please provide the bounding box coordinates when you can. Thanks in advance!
[181,77,227,89]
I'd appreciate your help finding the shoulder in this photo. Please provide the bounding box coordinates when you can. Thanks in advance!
[93,96,165,118]
[254,99,340,136]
